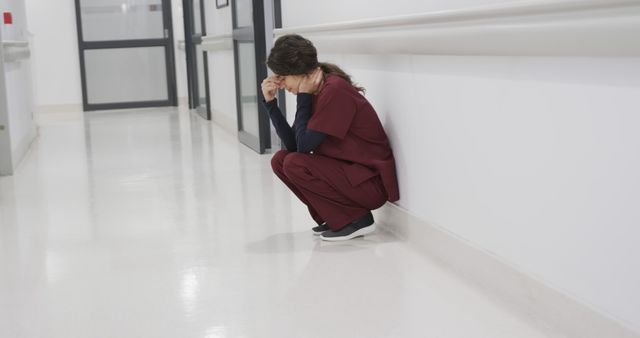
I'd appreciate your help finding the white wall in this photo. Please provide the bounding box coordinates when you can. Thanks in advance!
[351,54,640,330]
[4,58,36,164]
[24,0,82,107]
[1,0,37,175]
[0,32,12,174]
[281,0,640,332]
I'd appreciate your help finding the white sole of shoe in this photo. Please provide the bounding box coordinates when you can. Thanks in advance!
[320,224,376,241]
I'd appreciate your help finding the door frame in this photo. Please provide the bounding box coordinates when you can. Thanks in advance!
[272,0,286,149]
[183,0,212,119]
[74,0,178,111]
[231,0,272,154]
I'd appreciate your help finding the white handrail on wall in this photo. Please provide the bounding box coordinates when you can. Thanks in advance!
[201,33,233,52]
[274,0,640,56]
[177,35,233,52]
[2,40,30,62]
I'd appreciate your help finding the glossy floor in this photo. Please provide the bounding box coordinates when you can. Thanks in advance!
[0,108,564,338]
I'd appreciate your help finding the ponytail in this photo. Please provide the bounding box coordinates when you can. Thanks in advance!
[318,62,366,94]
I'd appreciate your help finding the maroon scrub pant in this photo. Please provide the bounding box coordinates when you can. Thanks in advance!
[271,150,387,231]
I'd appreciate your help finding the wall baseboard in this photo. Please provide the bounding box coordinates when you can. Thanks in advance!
[34,104,83,114]
[211,108,237,136]
[34,104,84,125]
[10,126,38,173]
[374,203,640,338]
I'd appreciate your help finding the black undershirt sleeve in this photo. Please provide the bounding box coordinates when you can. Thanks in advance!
[292,93,326,153]
[263,94,327,153]
[263,98,296,151]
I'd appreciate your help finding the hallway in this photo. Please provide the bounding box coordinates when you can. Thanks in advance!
[0,108,564,338]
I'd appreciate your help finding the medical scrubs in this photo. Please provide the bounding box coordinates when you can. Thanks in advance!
[265,74,399,231]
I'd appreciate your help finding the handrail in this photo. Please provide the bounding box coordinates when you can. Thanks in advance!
[201,33,233,52]
[2,40,30,62]
[274,0,640,56]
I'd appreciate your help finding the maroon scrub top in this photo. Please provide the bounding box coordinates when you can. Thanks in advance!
[308,74,400,202]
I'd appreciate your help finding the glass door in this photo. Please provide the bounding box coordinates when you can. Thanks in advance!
[231,0,270,154]
[183,0,211,119]
[74,0,178,111]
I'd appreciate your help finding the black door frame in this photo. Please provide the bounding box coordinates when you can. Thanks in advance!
[273,0,286,148]
[231,0,272,154]
[183,0,212,120]
[74,0,178,111]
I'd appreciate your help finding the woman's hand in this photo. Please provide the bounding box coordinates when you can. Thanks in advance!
[261,75,282,102]
[298,68,324,94]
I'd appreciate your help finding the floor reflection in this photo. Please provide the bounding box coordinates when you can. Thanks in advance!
[0,107,560,338]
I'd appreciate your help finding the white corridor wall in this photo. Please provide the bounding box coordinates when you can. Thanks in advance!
[24,0,82,108]
[280,0,640,332]
[1,0,37,174]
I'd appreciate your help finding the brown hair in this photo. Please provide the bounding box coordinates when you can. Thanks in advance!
[266,34,365,93]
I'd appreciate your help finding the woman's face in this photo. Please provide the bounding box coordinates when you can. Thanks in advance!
[275,74,305,94]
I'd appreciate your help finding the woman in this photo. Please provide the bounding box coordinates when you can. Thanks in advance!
[261,34,399,241]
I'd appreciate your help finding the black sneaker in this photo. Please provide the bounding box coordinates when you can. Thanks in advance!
[320,212,375,241]
[312,222,330,235]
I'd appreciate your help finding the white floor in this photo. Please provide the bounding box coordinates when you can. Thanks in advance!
[0,107,566,338]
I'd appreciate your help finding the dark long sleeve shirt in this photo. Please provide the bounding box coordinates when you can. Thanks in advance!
[263,93,327,153]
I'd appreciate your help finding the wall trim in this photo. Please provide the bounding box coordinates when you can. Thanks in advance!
[374,203,640,338]
[34,104,84,125]
[34,104,83,114]
[201,34,233,52]
[275,0,640,56]
[10,125,38,173]
[2,40,31,63]
[211,108,237,136]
